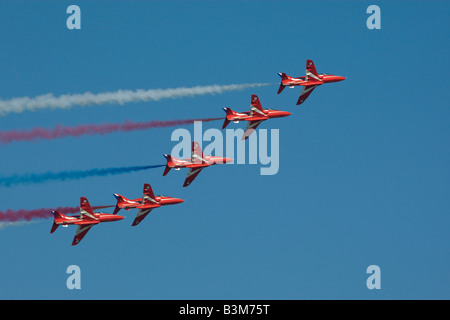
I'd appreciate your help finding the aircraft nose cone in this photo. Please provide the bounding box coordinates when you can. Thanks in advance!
[282,111,291,117]
[223,157,233,164]
[174,198,184,204]
[115,215,124,221]
[337,76,346,81]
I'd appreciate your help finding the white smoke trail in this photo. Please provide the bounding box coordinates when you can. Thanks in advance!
[0,83,271,116]
[0,221,37,230]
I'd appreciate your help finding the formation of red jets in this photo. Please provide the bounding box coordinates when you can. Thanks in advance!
[51,59,345,245]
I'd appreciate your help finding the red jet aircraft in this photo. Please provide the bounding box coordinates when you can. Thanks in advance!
[222,94,291,140]
[163,141,233,187]
[50,197,124,245]
[113,183,184,226]
[278,59,345,105]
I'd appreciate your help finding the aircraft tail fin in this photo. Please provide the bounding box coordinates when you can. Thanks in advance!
[278,72,289,81]
[112,193,125,214]
[222,107,236,128]
[222,118,231,129]
[278,73,290,93]
[52,210,68,220]
[50,210,67,233]
[163,154,173,176]
[50,221,59,233]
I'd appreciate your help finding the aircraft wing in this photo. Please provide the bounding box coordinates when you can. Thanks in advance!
[296,85,318,105]
[305,59,321,82]
[191,141,208,164]
[243,120,263,140]
[72,223,97,245]
[132,208,155,226]
[249,94,269,119]
[183,167,205,187]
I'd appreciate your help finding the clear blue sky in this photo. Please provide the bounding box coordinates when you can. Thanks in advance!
[0,0,448,299]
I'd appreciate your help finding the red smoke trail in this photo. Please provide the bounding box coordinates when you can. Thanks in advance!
[0,118,222,144]
[0,205,114,222]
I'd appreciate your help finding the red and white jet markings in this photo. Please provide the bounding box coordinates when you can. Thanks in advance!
[163,141,233,187]
[112,183,183,226]
[222,94,291,140]
[50,197,124,246]
[277,59,345,105]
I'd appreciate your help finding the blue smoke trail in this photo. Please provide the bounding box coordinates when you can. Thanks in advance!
[0,164,165,187]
